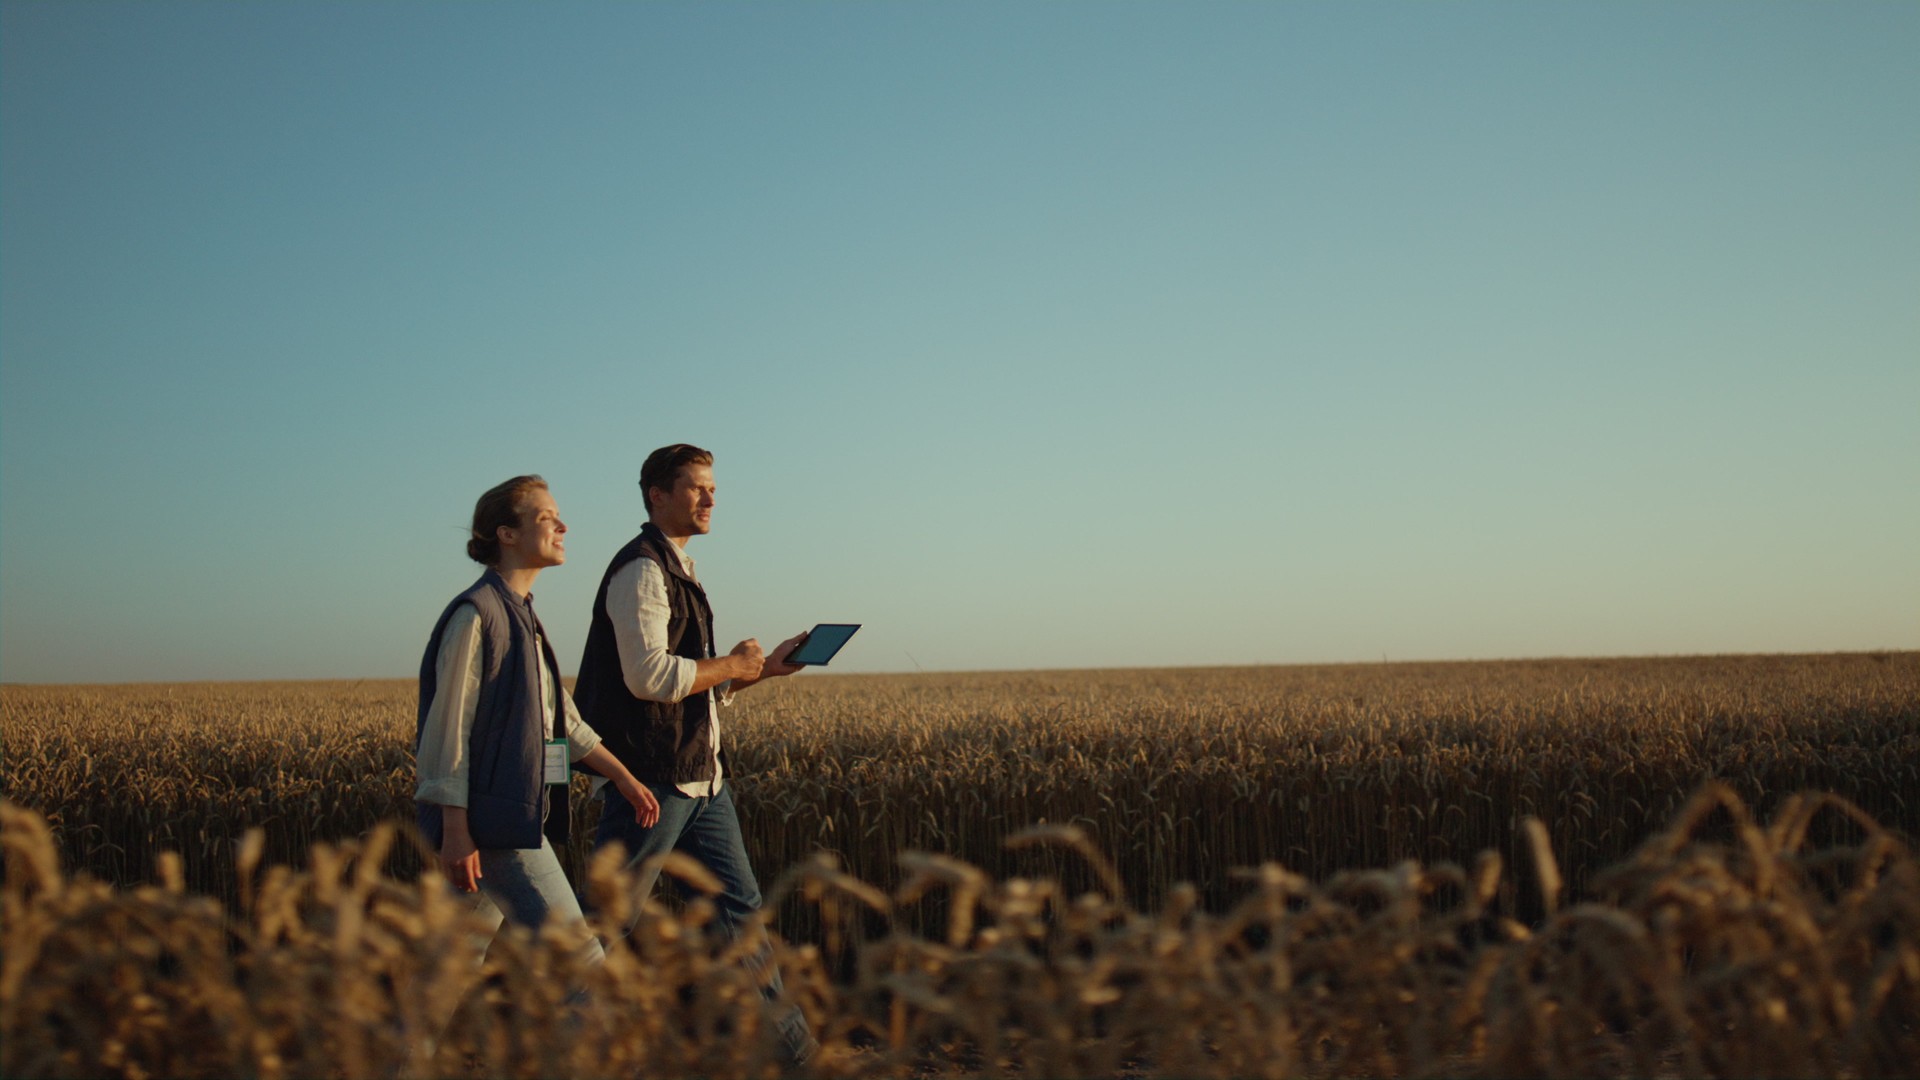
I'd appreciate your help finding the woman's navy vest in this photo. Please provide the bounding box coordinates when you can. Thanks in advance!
[415,570,565,850]
[574,522,726,785]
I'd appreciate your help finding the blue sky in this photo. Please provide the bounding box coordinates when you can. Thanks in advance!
[3,2,1915,683]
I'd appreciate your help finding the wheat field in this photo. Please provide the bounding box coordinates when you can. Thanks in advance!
[2,652,1917,1076]
[2,653,1913,911]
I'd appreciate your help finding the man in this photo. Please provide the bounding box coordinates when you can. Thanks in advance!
[572,443,816,1065]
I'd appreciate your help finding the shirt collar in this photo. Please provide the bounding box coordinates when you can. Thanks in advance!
[644,521,695,576]
[481,567,533,609]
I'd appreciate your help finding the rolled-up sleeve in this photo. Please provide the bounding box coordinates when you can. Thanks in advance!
[607,558,698,703]
[561,689,601,761]
[415,605,482,808]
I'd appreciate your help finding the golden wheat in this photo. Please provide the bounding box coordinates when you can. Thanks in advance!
[4,652,1915,1077]
[4,783,1916,1078]
[3,653,1914,931]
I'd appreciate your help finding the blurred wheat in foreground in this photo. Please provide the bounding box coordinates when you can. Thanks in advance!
[4,784,1915,1080]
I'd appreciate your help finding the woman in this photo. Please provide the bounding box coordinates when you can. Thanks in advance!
[414,474,660,965]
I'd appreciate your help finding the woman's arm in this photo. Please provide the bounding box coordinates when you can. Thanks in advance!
[576,743,661,828]
[562,683,661,827]
[419,605,485,891]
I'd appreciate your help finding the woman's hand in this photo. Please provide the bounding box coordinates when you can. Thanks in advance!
[616,774,662,828]
[439,808,483,892]
[579,744,661,828]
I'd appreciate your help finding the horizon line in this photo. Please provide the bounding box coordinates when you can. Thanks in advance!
[2,647,1913,689]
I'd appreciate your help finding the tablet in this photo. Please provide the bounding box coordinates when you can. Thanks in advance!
[785,624,861,666]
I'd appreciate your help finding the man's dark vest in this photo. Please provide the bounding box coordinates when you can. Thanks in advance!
[415,570,566,850]
[574,522,728,785]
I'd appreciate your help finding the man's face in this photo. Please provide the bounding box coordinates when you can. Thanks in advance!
[500,487,567,568]
[651,463,716,537]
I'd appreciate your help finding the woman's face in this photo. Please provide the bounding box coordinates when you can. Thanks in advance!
[499,487,567,570]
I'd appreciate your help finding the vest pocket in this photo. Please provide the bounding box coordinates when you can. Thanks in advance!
[467,790,541,850]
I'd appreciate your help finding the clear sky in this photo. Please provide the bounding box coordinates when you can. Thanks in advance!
[2,2,1915,683]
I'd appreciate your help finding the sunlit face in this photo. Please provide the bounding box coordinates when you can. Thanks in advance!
[499,487,567,569]
[650,463,715,538]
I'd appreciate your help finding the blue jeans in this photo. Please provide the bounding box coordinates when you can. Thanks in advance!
[464,837,607,967]
[595,781,816,1066]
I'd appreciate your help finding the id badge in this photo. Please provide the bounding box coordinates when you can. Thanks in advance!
[544,739,570,785]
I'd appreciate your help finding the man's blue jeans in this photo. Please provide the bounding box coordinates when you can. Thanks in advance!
[594,781,816,1066]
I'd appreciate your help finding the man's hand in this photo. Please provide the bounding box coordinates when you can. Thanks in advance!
[729,631,812,692]
[759,631,812,680]
[730,638,765,682]
[438,809,483,893]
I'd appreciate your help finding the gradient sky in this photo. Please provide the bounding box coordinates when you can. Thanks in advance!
[3,2,1915,683]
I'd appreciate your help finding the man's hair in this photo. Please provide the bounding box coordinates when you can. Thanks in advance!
[466,475,548,566]
[639,444,713,518]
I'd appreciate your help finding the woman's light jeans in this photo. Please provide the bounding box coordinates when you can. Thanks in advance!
[463,836,606,970]
[417,837,601,1068]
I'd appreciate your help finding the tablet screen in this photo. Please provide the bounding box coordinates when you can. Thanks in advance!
[786,624,860,666]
